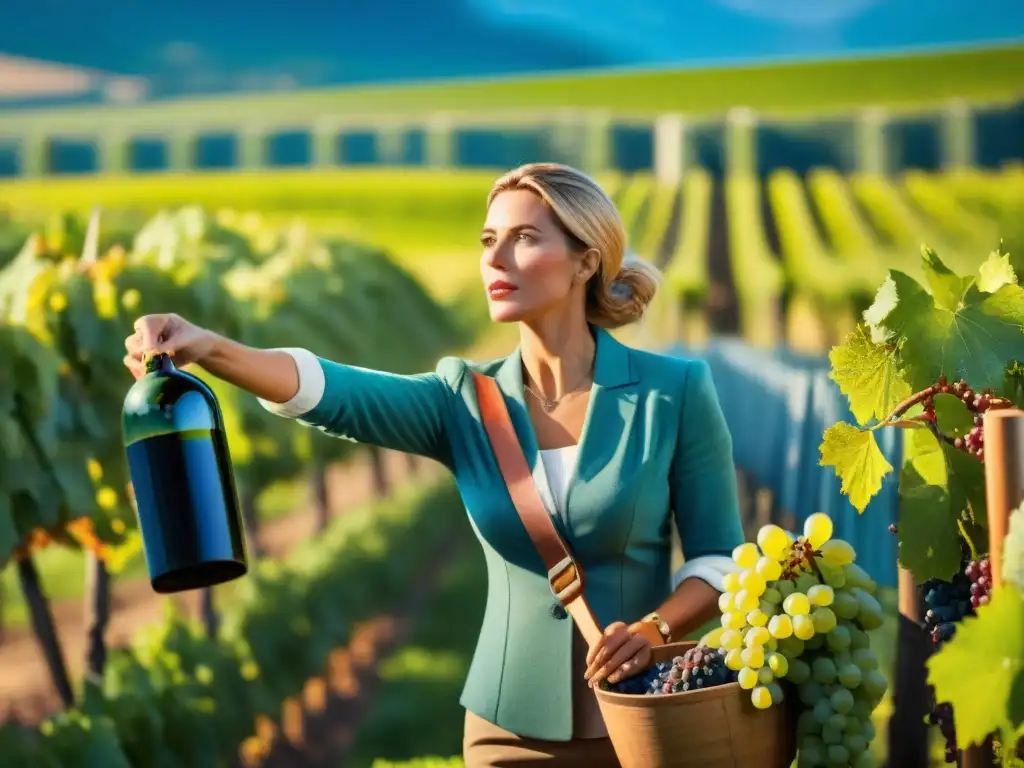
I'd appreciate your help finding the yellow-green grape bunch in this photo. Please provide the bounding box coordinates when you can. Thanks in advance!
[702,510,888,763]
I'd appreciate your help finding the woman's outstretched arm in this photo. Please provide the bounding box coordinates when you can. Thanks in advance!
[125,313,460,465]
[125,312,299,402]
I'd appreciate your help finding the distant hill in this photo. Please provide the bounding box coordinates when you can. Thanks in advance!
[0,0,617,100]
[0,0,1020,102]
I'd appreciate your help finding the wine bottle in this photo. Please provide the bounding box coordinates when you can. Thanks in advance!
[122,352,248,593]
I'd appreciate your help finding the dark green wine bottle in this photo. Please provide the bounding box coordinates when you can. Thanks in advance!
[122,353,248,593]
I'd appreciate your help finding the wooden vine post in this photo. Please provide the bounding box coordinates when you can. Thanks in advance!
[311,464,330,533]
[964,407,1024,767]
[17,556,75,708]
[80,207,115,682]
[982,408,1023,593]
[368,446,390,500]
[888,566,932,768]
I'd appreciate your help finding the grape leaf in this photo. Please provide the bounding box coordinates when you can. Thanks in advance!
[942,442,987,533]
[921,247,977,312]
[862,271,924,345]
[867,262,1024,392]
[1005,501,1024,590]
[896,430,963,581]
[828,325,911,426]
[927,585,1024,747]
[819,422,893,513]
[897,476,958,582]
[897,478,960,582]
[977,249,1018,294]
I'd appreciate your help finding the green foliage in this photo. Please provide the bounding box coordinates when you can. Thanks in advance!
[768,169,879,304]
[2,165,1020,343]
[0,480,463,768]
[819,422,894,514]
[896,430,980,582]
[664,170,712,304]
[0,323,65,561]
[726,176,785,347]
[863,248,1024,392]
[349,524,486,765]
[0,207,470,569]
[0,711,132,768]
[826,325,911,426]
[927,585,1024,751]
[821,246,1024,582]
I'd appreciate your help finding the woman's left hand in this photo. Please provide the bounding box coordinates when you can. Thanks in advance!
[584,621,653,688]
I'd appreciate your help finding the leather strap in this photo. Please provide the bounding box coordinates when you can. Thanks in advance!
[473,371,604,649]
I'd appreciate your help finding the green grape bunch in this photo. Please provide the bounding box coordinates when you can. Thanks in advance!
[701,513,887,767]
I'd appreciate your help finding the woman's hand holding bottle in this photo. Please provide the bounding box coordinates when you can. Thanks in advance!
[123,314,301,405]
[123,313,217,379]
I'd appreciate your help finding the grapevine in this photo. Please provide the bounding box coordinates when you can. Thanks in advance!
[0,480,463,767]
[0,206,471,571]
[883,374,1014,462]
[0,207,476,756]
[822,245,1024,762]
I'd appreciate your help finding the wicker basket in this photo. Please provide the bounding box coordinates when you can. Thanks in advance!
[594,641,797,768]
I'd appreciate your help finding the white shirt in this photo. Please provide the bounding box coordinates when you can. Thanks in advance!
[258,347,738,592]
[539,446,577,516]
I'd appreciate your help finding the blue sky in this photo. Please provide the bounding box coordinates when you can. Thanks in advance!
[472,0,1024,66]
[0,0,1020,95]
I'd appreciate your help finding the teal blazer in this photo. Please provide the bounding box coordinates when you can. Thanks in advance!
[274,326,744,741]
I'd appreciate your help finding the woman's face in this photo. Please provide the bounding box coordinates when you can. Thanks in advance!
[480,189,594,324]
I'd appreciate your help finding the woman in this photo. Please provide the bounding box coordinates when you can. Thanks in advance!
[124,162,745,766]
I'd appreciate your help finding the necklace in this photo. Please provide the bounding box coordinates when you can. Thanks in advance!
[523,357,595,413]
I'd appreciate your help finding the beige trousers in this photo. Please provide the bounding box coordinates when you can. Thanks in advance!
[462,710,621,767]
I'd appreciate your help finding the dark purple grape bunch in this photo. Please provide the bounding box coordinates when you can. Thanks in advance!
[965,557,992,611]
[922,573,973,647]
[648,645,735,695]
[928,701,959,763]
[600,661,664,695]
[662,645,735,695]
[600,645,735,696]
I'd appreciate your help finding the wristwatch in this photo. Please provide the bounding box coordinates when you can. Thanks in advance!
[635,611,672,645]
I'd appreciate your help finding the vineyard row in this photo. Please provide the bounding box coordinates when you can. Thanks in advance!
[613,164,1024,349]
[0,480,463,767]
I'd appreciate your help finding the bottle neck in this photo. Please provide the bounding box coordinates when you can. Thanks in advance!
[144,353,175,375]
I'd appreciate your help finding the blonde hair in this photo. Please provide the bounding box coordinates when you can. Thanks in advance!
[487,162,661,329]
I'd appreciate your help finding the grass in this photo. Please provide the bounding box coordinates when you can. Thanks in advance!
[0,45,1021,137]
